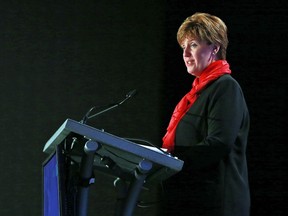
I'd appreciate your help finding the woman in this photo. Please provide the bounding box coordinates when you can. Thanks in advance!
[161,13,250,216]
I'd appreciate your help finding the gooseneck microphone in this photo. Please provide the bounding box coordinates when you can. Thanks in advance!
[80,89,137,124]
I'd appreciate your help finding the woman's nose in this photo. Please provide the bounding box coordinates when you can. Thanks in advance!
[183,47,191,57]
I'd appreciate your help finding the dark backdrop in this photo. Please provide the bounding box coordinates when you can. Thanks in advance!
[0,0,287,215]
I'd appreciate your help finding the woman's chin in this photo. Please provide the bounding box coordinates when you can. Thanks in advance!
[187,69,199,77]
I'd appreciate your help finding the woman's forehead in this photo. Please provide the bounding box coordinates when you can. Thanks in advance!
[180,35,201,44]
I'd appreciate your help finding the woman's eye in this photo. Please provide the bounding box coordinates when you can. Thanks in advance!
[190,43,197,48]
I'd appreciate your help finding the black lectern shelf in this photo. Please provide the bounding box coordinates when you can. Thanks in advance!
[43,118,184,216]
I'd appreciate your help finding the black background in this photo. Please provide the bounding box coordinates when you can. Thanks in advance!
[0,0,287,215]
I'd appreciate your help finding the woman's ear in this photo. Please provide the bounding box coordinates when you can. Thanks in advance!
[213,45,220,55]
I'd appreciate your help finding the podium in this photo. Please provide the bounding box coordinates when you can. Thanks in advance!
[43,119,184,216]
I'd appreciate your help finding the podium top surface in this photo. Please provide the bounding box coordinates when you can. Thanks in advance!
[43,119,184,183]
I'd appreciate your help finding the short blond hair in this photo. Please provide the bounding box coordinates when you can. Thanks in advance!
[177,12,228,60]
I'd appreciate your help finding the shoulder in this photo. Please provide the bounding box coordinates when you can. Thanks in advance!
[212,74,242,91]
[205,75,245,102]
[215,74,239,85]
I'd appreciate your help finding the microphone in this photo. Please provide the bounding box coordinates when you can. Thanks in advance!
[80,89,137,124]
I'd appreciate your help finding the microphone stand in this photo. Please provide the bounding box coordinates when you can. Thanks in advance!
[87,102,122,120]
[80,89,137,124]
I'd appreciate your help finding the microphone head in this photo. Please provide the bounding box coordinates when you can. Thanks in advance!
[126,89,137,98]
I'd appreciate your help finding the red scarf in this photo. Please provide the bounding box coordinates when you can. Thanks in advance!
[162,60,231,153]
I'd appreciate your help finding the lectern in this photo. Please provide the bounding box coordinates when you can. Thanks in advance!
[42,119,184,216]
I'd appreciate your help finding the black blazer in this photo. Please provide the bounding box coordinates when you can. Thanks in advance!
[163,75,250,216]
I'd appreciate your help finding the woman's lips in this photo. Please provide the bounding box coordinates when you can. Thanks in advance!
[186,60,194,66]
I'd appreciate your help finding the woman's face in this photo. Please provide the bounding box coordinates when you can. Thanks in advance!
[181,37,218,77]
